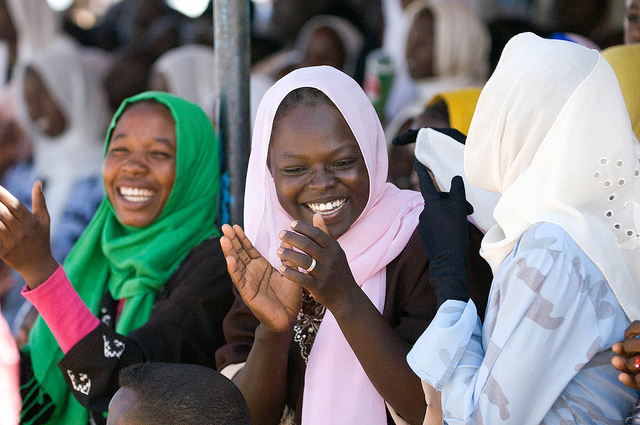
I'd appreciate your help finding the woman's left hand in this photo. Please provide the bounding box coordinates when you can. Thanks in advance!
[612,320,640,389]
[0,181,58,289]
[277,213,358,310]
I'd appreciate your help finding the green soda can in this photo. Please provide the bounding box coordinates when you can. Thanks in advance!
[363,49,395,124]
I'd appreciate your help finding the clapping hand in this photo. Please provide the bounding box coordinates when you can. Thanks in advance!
[221,224,302,333]
[0,181,57,289]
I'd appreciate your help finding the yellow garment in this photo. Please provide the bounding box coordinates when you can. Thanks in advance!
[427,87,482,135]
[601,43,640,140]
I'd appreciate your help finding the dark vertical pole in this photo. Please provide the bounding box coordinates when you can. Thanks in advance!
[214,0,251,226]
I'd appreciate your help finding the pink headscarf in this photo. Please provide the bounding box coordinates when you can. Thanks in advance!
[245,66,423,424]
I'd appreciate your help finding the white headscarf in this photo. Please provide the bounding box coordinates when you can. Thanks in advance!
[385,0,490,142]
[294,15,365,78]
[405,0,490,82]
[151,44,216,113]
[13,38,111,235]
[465,32,640,320]
[415,127,500,233]
[6,0,61,61]
[246,66,423,425]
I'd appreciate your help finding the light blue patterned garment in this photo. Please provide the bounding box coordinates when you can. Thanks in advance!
[408,222,640,424]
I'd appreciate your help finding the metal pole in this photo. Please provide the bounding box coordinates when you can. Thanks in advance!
[214,0,251,226]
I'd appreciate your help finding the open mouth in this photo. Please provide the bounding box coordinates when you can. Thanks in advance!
[306,198,347,215]
[119,186,156,203]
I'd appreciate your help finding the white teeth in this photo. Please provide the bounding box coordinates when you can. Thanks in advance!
[307,199,347,215]
[119,187,155,203]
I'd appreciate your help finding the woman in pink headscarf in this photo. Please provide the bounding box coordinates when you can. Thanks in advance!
[216,65,492,425]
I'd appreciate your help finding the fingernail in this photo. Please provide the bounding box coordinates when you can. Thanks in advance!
[290,220,297,228]
[279,265,286,273]
[279,230,285,239]
[277,248,283,255]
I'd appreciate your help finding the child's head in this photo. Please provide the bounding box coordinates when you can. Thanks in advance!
[107,362,251,425]
[267,87,369,239]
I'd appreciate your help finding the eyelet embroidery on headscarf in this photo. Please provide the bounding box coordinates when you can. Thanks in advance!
[293,289,326,365]
[597,156,640,250]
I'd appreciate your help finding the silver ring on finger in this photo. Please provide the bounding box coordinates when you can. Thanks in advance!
[305,257,317,273]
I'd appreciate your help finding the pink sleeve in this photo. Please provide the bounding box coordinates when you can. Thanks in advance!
[22,266,100,353]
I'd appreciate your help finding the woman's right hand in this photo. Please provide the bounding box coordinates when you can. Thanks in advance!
[221,224,302,333]
[612,320,640,389]
[0,181,58,289]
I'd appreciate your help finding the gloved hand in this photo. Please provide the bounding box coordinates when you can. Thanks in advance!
[415,161,471,307]
[392,127,467,146]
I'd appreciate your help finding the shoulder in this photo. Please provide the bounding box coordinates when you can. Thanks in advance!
[512,222,589,270]
[158,236,230,299]
[181,236,225,265]
[500,222,604,296]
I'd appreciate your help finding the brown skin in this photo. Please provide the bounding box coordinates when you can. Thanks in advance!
[0,181,58,290]
[406,9,435,80]
[300,26,346,71]
[611,320,640,389]
[220,102,427,425]
[102,102,176,228]
[0,102,177,291]
[107,387,138,425]
[22,68,67,138]
[626,0,640,44]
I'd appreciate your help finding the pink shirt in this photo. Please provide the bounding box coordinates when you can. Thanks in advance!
[22,266,99,353]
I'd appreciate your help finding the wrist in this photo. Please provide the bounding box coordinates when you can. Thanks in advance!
[25,257,59,290]
[256,323,294,344]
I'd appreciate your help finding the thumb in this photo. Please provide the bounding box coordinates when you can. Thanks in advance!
[31,181,50,225]
[312,213,333,238]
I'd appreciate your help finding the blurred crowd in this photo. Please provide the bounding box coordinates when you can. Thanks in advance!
[0,0,638,424]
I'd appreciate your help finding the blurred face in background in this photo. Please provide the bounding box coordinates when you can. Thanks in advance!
[300,27,346,71]
[22,67,67,138]
[626,0,640,44]
[406,9,435,80]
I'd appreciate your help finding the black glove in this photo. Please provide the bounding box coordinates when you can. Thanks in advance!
[392,127,467,146]
[415,161,471,308]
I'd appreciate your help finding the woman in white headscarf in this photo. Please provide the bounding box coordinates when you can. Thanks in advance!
[407,32,640,423]
[385,0,490,141]
[11,38,111,239]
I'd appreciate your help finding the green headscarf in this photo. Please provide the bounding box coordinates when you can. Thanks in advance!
[24,91,221,424]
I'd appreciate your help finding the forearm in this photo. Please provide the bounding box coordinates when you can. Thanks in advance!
[22,266,100,353]
[233,324,293,425]
[332,286,427,425]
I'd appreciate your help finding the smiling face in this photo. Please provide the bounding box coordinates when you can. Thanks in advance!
[268,99,369,239]
[102,101,177,228]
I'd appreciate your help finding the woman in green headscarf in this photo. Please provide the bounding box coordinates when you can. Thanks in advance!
[0,91,234,424]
